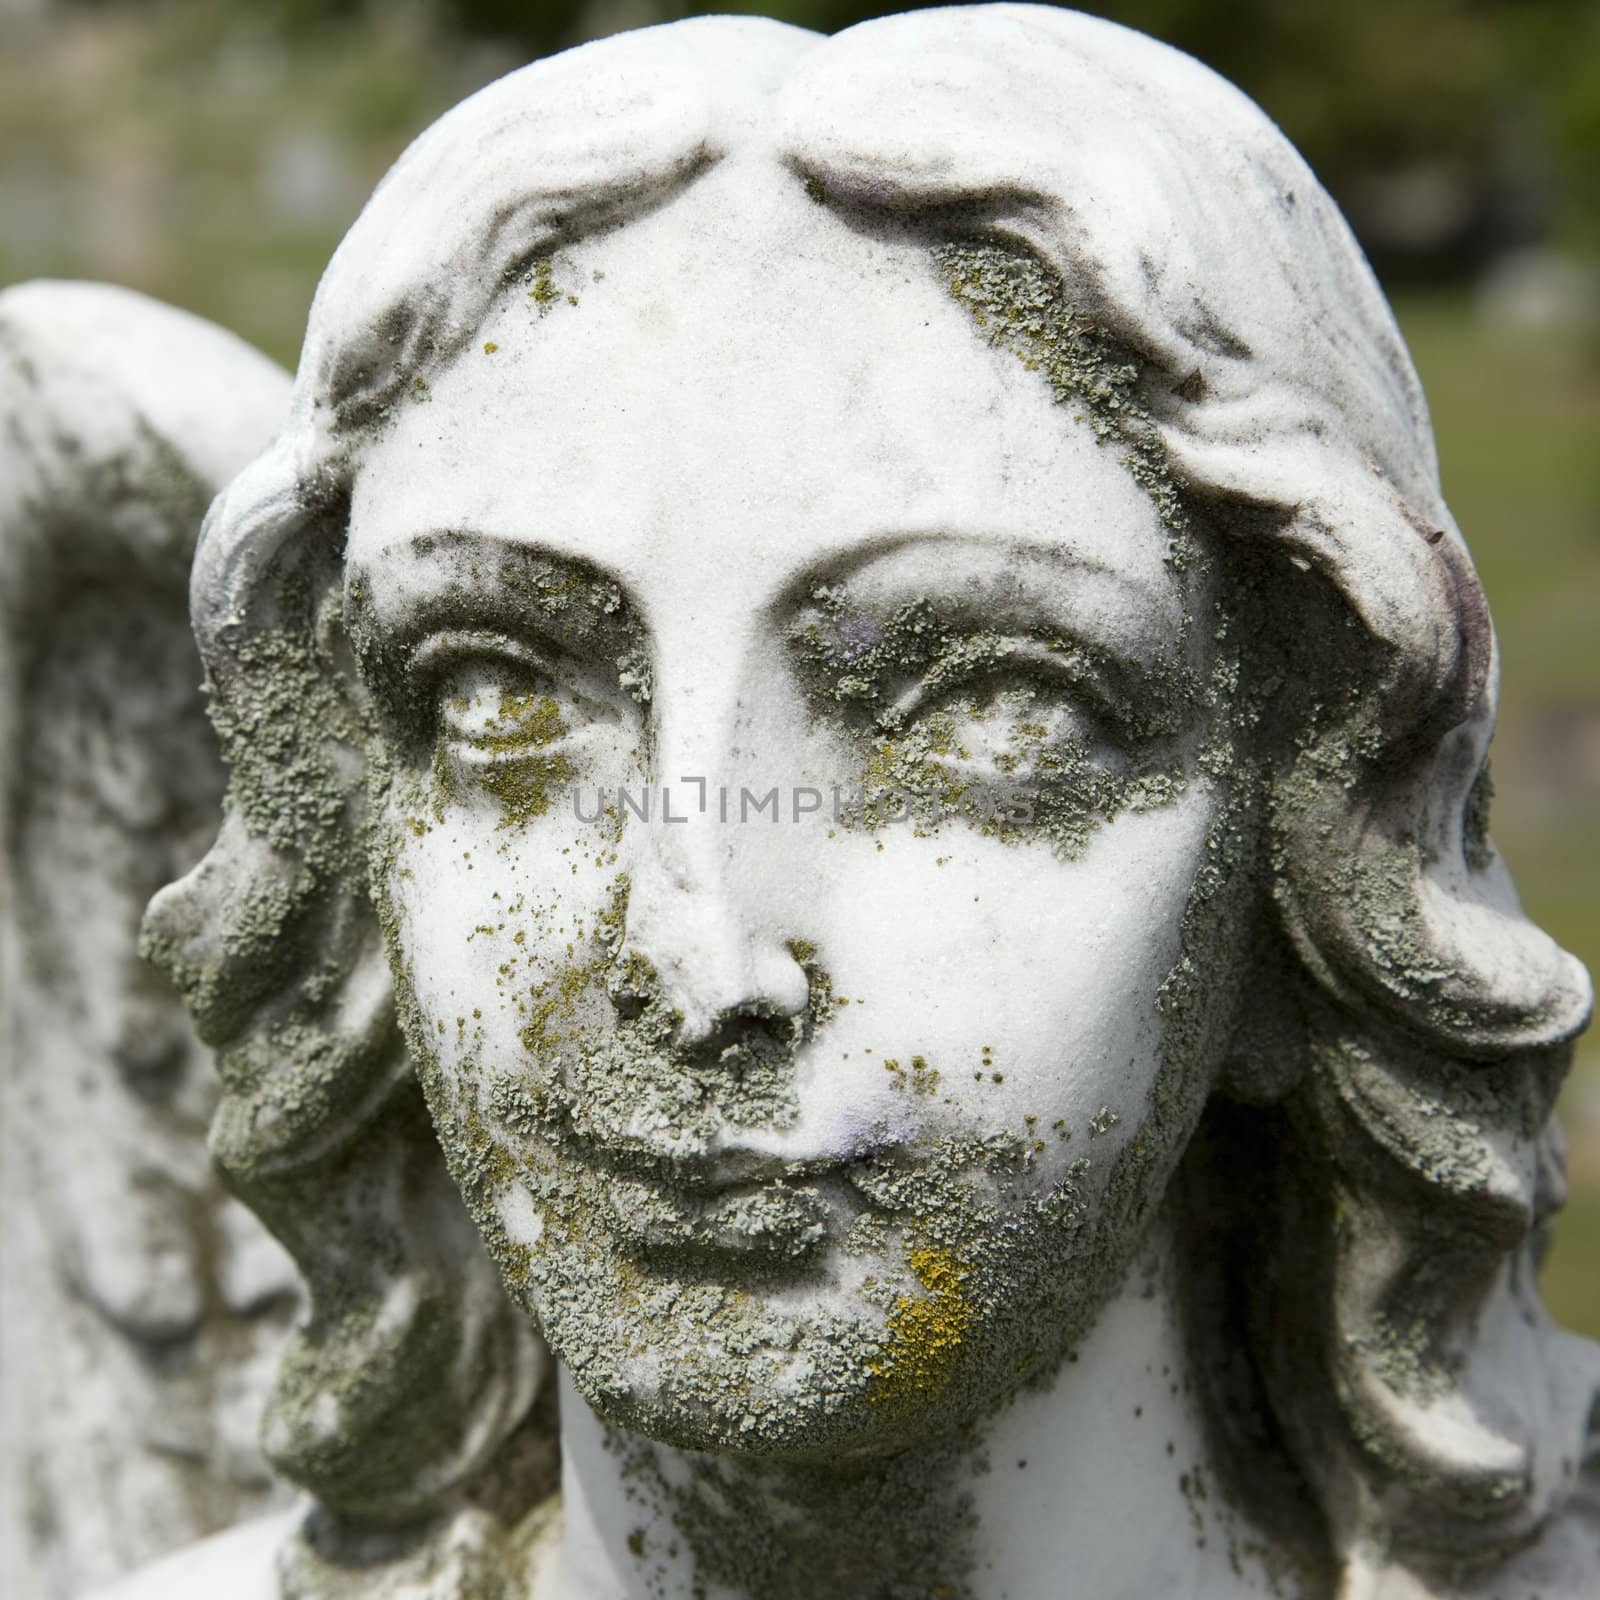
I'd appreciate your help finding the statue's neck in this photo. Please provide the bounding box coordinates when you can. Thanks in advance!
[545,1216,1293,1600]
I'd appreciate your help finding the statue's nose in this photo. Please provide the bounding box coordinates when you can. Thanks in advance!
[141,856,217,995]
[610,822,810,1050]
[139,809,312,1043]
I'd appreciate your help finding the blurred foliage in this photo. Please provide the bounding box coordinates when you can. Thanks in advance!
[0,2,499,363]
[30,0,1600,256]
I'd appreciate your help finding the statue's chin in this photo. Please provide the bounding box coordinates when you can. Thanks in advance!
[558,1339,946,1463]
[521,1225,1103,1466]
[525,1266,895,1458]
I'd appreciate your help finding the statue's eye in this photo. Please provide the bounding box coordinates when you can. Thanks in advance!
[409,631,628,761]
[414,644,638,826]
[916,682,1122,778]
[400,630,644,828]
[840,636,1171,840]
[425,657,580,826]
[436,661,573,763]
[890,639,1132,776]
[860,638,1194,851]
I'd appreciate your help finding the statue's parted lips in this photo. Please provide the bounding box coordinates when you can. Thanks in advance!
[596,1168,838,1265]
[559,1126,869,1195]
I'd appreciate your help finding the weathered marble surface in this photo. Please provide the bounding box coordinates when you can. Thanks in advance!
[96,7,1600,1598]
[0,280,299,1597]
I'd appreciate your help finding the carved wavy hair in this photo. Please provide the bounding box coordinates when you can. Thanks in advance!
[169,8,1597,1590]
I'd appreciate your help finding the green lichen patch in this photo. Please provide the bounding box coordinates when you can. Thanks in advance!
[933,241,1193,558]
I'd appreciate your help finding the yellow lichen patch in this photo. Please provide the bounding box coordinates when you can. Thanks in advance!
[528,257,559,306]
[869,1245,972,1411]
[884,1054,942,1095]
[480,753,572,824]
[473,690,574,825]
[478,690,566,754]
[519,957,599,1055]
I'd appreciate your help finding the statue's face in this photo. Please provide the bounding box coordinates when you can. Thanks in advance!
[349,164,1248,1455]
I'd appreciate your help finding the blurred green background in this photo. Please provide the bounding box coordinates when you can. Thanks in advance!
[2,0,1596,1328]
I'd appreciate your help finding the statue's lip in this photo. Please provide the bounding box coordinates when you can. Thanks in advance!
[561,1130,870,1196]
[554,1134,872,1266]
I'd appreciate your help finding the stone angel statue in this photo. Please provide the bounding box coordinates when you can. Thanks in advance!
[0,280,301,1597]
[96,7,1600,1598]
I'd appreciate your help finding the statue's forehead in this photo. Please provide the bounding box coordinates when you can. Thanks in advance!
[348,160,1181,633]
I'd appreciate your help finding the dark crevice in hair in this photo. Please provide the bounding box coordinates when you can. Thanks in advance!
[1172,1102,1338,1597]
[1210,531,1376,774]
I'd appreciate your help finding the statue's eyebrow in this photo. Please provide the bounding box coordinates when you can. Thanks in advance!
[771,531,1189,673]
[347,529,641,655]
